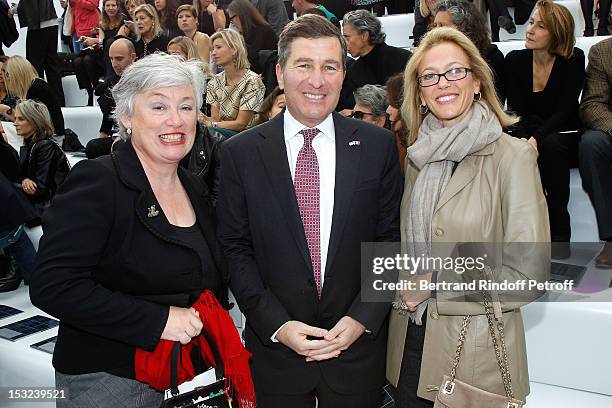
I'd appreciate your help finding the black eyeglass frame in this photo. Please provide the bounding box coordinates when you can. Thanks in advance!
[349,110,376,120]
[417,67,473,87]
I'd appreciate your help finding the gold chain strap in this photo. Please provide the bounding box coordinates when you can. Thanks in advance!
[447,293,515,402]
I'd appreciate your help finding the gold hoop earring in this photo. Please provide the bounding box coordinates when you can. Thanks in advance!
[419,104,429,115]
[474,92,482,101]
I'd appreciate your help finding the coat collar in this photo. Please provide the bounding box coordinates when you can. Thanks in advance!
[110,141,216,261]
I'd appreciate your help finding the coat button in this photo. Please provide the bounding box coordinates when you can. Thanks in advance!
[434,228,444,237]
[430,311,439,320]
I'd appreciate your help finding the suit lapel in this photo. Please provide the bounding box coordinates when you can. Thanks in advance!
[434,156,478,213]
[257,115,312,272]
[325,113,361,277]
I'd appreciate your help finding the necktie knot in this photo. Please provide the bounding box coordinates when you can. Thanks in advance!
[300,128,319,147]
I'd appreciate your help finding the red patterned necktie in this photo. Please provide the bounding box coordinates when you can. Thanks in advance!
[294,128,321,297]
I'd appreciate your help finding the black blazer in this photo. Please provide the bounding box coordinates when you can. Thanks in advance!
[30,141,226,376]
[337,43,412,110]
[217,112,402,394]
[504,47,585,141]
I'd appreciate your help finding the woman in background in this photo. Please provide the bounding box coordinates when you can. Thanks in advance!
[155,0,182,38]
[386,73,408,172]
[176,4,211,63]
[504,0,585,256]
[194,0,227,35]
[254,86,284,125]
[133,4,170,57]
[202,29,265,135]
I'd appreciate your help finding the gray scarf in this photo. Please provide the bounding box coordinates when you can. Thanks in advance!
[404,101,502,324]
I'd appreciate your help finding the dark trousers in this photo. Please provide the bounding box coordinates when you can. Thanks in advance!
[26,25,65,106]
[538,132,581,241]
[387,0,414,14]
[579,130,612,241]
[393,313,434,408]
[256,376,381,408]
[581,0,611,33]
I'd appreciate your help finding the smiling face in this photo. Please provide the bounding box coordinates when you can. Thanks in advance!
[104,0,118,18]
[276,36,344,127]
[525,8,552,51]
[342,23,369,57]
[211,37,235,67]
[14,108,35,139]
[418,42,480,128]
[135,11,154,35]
[121,86,197,167]
[177,10,197,33]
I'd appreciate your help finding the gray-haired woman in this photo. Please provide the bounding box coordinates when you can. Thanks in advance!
[350,84,389,128]
[14,99,69,213]
[337,9,412,110]
[30,53,236,407]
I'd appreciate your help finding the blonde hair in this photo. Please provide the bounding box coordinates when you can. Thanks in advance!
[4,56,39,99]
[134,4,163,38]
[210,29,250,70]
[168,36,201,60]
[534,0,575,58]
[15,99,55,142]
[401,27,517,145]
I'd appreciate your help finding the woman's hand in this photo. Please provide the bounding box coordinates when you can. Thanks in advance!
[206,3,217,14]
[398,272,433,312]
[161,306,203,344]
[81,37,98,47]
[22,178,38,195]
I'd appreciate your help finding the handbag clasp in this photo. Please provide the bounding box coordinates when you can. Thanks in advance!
[442,380,455,395]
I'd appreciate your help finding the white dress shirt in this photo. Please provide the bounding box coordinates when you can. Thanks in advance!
[271,110,336,342]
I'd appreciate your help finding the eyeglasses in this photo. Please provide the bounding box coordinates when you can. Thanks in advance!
[228,15,237,23]
[349,110,374,120]
[417,67,472,87]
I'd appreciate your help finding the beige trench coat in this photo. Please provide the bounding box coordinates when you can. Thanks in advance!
[386,134,550,402]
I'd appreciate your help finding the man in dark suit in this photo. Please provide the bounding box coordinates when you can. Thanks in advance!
[217,14,401,407]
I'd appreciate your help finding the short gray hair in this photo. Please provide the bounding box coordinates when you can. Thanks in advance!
[353,84,388,117]
[343,10,386,45]
[112,52,206,140]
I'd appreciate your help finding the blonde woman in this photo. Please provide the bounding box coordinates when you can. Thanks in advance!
[176,4,211,63]
[0,56,65,137]
[117,0,145,38]
[387,27,549,407]
[133,4,170,58]
[202,29,264,135]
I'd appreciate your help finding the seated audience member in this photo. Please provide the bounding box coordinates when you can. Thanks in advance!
[579,37,612,267]
[413,0,436,46]
[0,56,17,119]
[117,0,146,38]
[580,0,610,36]
[251,0,289,36]
[134,4,170,57]
[433,0,505,102]
[14,100,69,215]
[0,56,66,139]
[504,0,585,256]
[202,29,265,135]
[74,0,126,105]
[292,0,339,26]
[168,36,202,60]
[386,73,408,171]
[177,5,212,63]
[69,0,101,53]
[338,9,411,110]
[254,85,284,125]
[193,0,227,36]
[155,0,183,38]
[348,84,389,128]
[30,53,252,406]
[227,0,278,74]
[87,38,137,159]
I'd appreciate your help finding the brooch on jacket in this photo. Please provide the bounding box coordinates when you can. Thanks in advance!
[147,205,159,218]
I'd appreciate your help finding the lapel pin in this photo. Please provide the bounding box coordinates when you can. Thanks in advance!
[349,140,361,146]
[147,205,159,218]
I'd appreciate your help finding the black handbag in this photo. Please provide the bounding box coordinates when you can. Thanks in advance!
[160,331,233,408]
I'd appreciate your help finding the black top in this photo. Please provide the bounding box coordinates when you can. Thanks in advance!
[197,9,228,36]
[134,35,170,58]
[29,141,227,376]
[27,78,65,135]
[18,138,69,205]
[0,138,19,182]
[245,24,278,74]
[484,44,506,103]
[337,43,412,110]
[95,74,120,135]
[504,47,585,141]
